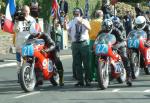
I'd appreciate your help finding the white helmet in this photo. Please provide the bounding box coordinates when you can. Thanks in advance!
[135,16,146,30]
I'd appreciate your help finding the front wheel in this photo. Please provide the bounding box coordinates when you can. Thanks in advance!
[20,63,36,92]
[97,60,109,90]
[131,52,140,79]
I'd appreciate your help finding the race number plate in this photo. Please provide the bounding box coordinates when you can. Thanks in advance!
[127,39,139,48]
[22,45,34,57]
[95,44,108,55]
[146,48,150,61]
[114,61,123,73]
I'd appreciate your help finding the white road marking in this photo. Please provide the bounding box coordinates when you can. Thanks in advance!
[0,63,17,68]
[77,90,150,93]
[112,89,120,92]
[144,89,150,92]
[14,91,40,99]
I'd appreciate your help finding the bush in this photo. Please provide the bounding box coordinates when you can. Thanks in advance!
[115,2,136,18]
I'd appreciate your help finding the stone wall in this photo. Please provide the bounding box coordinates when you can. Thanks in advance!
[0,31,14,54]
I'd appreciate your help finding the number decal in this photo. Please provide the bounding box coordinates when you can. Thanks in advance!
[147,49,150,60]
[128,39,139,48]
[96,44,108,54]
[22,45,34,56]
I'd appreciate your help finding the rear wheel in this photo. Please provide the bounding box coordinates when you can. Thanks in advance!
[131,52,140,79]
[20,63,36,92]
[144,66,150,75]
[97,60,109,90]
[117,68,126,83]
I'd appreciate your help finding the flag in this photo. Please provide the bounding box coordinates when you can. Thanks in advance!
[3,0,16,33]
[51,0,59,17]
[84,0,89,19]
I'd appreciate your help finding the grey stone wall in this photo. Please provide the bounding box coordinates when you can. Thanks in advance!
[0,31,13,54]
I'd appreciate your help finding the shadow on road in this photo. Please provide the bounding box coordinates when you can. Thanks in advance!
[0,80,23,95]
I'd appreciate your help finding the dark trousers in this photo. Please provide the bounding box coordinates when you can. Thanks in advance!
[72,41,90,83]
[119,47,132,77]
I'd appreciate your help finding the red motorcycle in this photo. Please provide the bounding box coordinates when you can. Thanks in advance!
[94,33,127,90]
[19,38,56,92]
[127,30,150,78]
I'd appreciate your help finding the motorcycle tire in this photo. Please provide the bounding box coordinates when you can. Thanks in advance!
[144,66,150,75]
[97,60,109,90]
[117,68,126,83]
[20,63,36,92]
[131,52,140,79]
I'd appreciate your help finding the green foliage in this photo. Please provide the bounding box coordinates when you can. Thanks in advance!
[66,0,98,19]
[115,2,136,18]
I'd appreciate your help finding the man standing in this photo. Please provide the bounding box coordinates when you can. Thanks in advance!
[14,5,36,82]
[59,0,68,16]
[89,10,103,81]
[135,3,143,17]
[64,8,91,87]
[123,11,133,35]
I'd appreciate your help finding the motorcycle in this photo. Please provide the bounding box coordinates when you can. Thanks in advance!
[94,33,127,90]
[19,38,56,92]
[127,30,150,78]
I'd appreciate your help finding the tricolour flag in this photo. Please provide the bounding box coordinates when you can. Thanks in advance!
[3,0,16,33]
[51,0,59,17]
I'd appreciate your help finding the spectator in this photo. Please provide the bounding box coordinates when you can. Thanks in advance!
[145,11,150,24]
[101,2,111,19]
[123,11,133,36]
[135,3,143,17]
[64,8,91,87]
[59,0,68,16]
[14,5,36,82]
[30,1,40,18]
[89,10,103,81]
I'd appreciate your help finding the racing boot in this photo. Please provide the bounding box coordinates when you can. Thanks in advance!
[50,77,58,86]
[58,70,64,86]
[126,72,132,87]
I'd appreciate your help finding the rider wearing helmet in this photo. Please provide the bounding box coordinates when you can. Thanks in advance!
[134,16,150,69]
[111,16,126,38]
[28,24,64,87]
[134,16,150,46]
[98,19,132,86]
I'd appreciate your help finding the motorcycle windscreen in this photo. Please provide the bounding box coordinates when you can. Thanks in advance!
[127,30,147,48]
[95,44,108,55]
[95,33,116,45]
[21,44,34,57]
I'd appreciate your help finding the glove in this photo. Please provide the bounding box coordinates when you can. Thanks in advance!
[41,49,49,54]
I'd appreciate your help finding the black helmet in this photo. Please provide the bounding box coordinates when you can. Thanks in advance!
[102,19,113,33]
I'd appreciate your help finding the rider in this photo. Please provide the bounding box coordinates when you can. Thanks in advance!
[97,19,132,86]
[29,24,64,86]
[134,16,150,43]
[111,16,126,38]
[133,16,150,69]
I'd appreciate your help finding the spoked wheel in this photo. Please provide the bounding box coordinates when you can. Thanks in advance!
[144,65,150,75]
[97,60,109,90]
[131,52,140,79]
[117,68,126,83]
[20,63,36,92]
